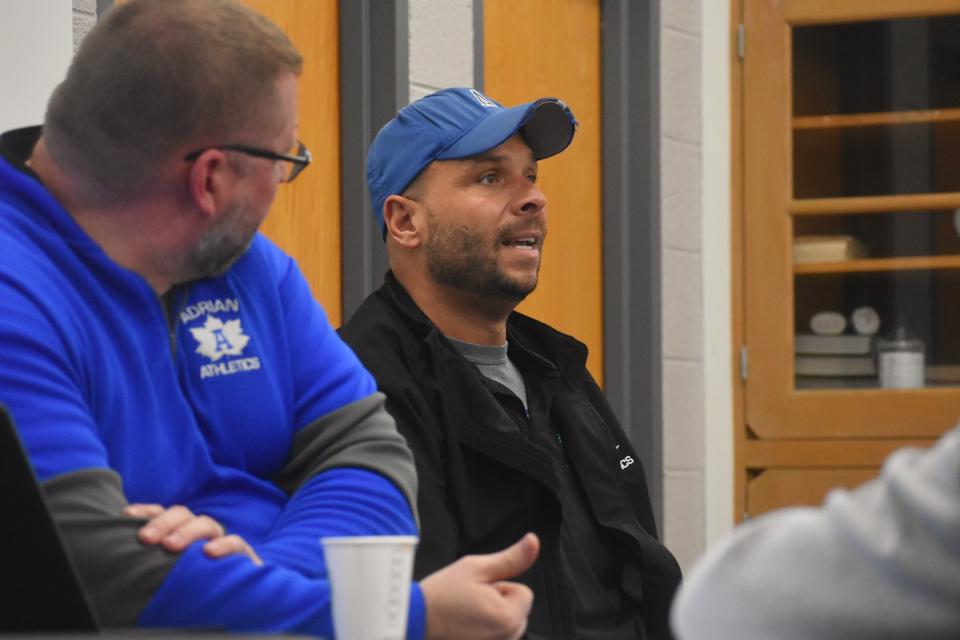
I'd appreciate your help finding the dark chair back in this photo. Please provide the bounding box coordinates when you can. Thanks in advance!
[0,404,99,631]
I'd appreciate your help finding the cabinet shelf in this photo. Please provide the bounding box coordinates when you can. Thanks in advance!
[790,192,960,216]
[794,254,960,274]
[793,107,960,130]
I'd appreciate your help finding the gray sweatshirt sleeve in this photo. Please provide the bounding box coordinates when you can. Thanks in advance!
[671,424,960,640]
[275,392,418,521]
[42,468,180,626]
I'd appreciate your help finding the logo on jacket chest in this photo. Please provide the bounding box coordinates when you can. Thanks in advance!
[185,300,260,379]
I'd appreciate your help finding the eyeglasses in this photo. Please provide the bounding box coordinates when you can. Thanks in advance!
[184,140,312,183]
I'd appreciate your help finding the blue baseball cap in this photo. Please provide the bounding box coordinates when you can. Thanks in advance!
[366,87,577,237]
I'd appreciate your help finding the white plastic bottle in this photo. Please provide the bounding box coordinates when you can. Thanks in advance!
[877,326,924,389]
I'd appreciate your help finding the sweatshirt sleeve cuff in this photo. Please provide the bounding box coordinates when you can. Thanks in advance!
[406,581,426,640]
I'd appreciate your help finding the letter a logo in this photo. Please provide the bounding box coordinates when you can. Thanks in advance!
[212,329,233,353]
[190,315,250,362]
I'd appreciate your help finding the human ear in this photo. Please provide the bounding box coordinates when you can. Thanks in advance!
[383,195,423,248]
[186,149,231,219]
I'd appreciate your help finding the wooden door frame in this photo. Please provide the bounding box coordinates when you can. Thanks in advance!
[732,0,746,523]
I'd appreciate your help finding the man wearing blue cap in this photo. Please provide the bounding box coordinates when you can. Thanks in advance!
[340,87,682,639]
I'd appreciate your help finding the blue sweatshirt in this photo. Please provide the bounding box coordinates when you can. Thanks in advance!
[0,127,425,638]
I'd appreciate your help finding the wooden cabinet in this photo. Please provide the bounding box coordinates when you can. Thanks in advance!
[738,0,960,518]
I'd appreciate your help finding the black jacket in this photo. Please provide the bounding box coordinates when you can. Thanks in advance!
[339,272,681,639]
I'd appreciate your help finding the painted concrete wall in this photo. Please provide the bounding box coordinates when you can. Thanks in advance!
[409,0,475,102]
[660,0,739,569]
[659,0,735,572]
[659,0,737,568]
[700,0,735,551]
[660,0,707,572]
[73,0,99,50]
[0,0,102,131]
[0,1,72,131]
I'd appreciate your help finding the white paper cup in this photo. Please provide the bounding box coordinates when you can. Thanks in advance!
[321,535,418,640]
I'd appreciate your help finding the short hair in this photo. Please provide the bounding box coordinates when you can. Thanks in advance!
[43,0,302,200]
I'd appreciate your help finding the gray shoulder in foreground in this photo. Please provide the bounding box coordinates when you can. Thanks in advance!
[276,392,418,522]
[42,468,179,627]
[672,424,960,640]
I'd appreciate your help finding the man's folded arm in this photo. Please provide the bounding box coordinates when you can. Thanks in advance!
[255,391,426,640]
[258,392,419,576]
[33,386,425,636]
[43,467,339,636]
[268,254,420,559]
[274,391,418,509]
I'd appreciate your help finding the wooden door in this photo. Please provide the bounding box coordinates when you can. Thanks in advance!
[484,0,604,384]
[243,1,343,324]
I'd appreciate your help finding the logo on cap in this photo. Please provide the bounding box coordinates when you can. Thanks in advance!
[469,90,498,108]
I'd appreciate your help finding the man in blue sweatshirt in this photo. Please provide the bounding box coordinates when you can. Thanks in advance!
[0,1,537,637]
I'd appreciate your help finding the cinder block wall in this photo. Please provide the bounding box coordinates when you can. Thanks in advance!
[409,0,475,102]
[73,0,98,50]
[660,0,707,573]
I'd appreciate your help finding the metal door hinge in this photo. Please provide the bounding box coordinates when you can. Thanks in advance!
[737,23,745,60]
[740,346,748,380]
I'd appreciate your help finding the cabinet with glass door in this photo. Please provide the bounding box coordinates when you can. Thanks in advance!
[739,0,960,519]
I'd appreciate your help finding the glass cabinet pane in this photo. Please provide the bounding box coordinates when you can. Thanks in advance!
[794,122,960,198]
[793,210,960,260]
[792,16,960,118]
[790,14,960,391]
[794,269,960,389]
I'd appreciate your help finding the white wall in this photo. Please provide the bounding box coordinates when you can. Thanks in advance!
[701,0,734,546]
[408,0,475,102]
[660,0,707,572]
[73,0,98,50]
[660,0,735,570]
[0,1,72,131]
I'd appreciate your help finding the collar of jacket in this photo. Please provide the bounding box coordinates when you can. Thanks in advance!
[0,126,44,184]
[379,269,591,388]
[369,272,681,562]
